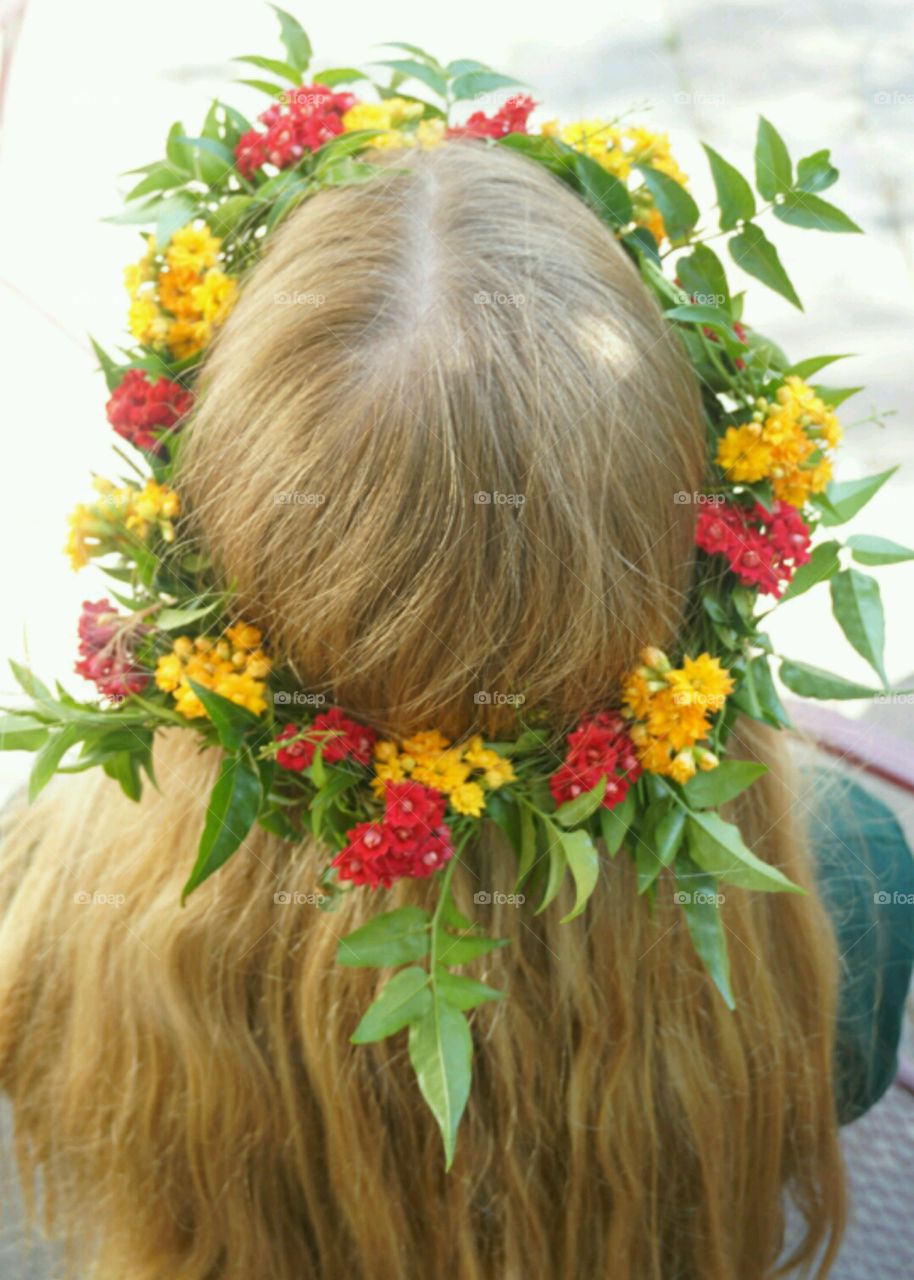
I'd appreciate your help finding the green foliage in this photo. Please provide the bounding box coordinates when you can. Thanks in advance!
[702,143,755,230]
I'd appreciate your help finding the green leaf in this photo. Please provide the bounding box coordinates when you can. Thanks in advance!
[237,78,288,99]
[186,680,264,752]
[812,384,863,408]
[234,54,302,85]
[687,811,802,894]
[182,753,262,898]
[829,569,888,684]
[125,163,186,203]
[181,129,235,188]
[165,121,193,175]
[536,820,567,914]
[681,761,768,809]
[408,997,473,1169]
[350,967,431,1043]
[847,534,914,566]
[796,149,839,193]
[450,70,523,100]
[313,66,368,87]
[102,750,143,801]
[434,970,504,1011]
[815,467,897,526]
[780,539,842,601]
[0,714,49,752]
[434,931,509,966]
[573,153,633,227]
[558,828,600,922]
[555,775,606,827]
[382,41,442,67]
[644,806,686,892]
[637,164,700,242]
[337,906,430,967]
[729,223,802,309]
[599,788,636,856]
[787,353,854,380]
[702,143,755,231]
[271,6,312,72]
[155,601,221,630]
[516,801,537,885]
[155,193,197,250]
[778,659,879,701]
[675,854,734,1009]
[755,117,792,199]
[375,59,448,99]
[664,304,746,354]
[208,194,255,238]
[774,191,862,234]
[675,244,730,309]
[28,725,79,802]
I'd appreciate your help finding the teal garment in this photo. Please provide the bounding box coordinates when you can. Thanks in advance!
[808,773,914,1124]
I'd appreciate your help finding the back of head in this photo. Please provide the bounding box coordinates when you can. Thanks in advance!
[0,141,844,1280]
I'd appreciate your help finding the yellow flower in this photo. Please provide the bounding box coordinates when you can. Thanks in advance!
[666,654,733,713]
[668,750,697,785]
[165,224,222,274]
[156,623,270,719]
[65,503,95,569]
[482,756,516,789]
[401,729,450,760]
[166,319,211,361]
[645,689,710,753]
[417,118,446,148]
[622,670,654,721]
[226,622,263,652]
[717,424,774,483]
[450,781,486,817]
[191,270,237,327]
[558,119,631,179]
[343,98,423,134]
[128,295,168,348]
[158,266,203,319]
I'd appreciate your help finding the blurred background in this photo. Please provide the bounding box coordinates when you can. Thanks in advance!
[0,1,912,1275]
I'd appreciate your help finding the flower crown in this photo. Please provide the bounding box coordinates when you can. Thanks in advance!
[4,10,910,1169]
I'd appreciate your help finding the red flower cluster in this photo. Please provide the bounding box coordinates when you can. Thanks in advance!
[695,499,812,597]
[275,706,377,772]
[235,83,356,178]
[74,599,148,700]
[105,369,193,455]
[447,94,536,140]
[549,711,641,810]
[333,781,454,888]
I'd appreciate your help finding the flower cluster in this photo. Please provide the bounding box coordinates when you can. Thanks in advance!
[66,478,180,570]
[126,224,237,360]
[341,96,446,149]
[716,376,842,507]
[696,499,812,597]
[448,94,536,140]
[333,781,454,889]
[372,729,515,818]
[74,599,148,700]
[235,82,356,177]
[275,706,377,771]
[154,623,270,718]
[622,649,733,784]
[105,369,193,455]
[549,712,642,809]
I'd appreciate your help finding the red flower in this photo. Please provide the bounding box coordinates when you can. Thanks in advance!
[105,369,193,455]
[384,780,446,832]
[274,707,377,771]
[695,500,811,598]
[235,83,356,178]
[332,822,394,888]
[549,712,641,810]
[332,817,455,888]
[74,599,148,700]
[448,94,536,140]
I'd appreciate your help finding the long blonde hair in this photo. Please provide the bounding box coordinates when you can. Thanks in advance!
[0,141,844,1279]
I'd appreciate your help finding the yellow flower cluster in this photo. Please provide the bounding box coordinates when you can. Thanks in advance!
[372,730,516,817]
[622,648,733,784]
[66,478,180,570]
[341,98,445,150]
[716,376,842,507]
[154,622,270,719]
[126,224,238,360]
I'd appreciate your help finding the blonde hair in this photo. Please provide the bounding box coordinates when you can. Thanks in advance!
[0,141,844,1279]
